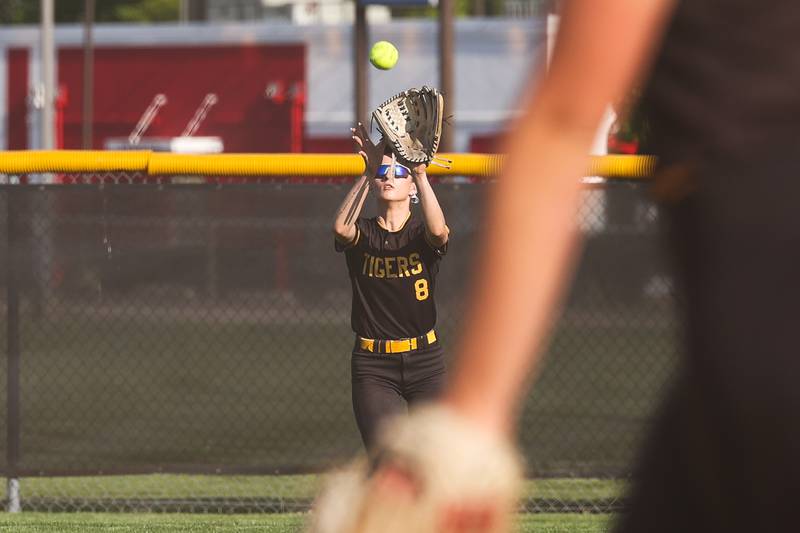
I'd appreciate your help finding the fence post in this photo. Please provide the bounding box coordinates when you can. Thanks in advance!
[205,220,218,301]
[6,187,21,513]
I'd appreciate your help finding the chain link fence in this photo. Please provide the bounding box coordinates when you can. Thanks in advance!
[0,175,678,513]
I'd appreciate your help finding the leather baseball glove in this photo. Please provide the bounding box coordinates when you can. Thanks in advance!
[372,86,451,169]
[306,405,523,533]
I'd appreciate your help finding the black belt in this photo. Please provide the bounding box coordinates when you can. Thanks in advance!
[358,329,437,354]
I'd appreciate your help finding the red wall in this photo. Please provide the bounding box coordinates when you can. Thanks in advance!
[56,44,305,152]
[303,136,352,153]
[7,48,29,150]
[469,132,503,153]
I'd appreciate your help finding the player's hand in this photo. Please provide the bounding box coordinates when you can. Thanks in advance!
[351,122,387,179]
[411,162,428,181]
[306,404,523,533]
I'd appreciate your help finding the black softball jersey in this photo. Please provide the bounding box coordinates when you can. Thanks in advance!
[336,213,446,340]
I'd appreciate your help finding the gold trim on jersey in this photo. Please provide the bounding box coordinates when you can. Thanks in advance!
[376,211,412,233]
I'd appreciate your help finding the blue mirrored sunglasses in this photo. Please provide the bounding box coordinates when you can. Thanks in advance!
[375,164,411,179]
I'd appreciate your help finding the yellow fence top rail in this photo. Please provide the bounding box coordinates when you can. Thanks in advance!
[0,151,656,179]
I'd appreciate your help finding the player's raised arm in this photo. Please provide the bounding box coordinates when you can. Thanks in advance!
[411,163,449,248]
[332,124,387,244]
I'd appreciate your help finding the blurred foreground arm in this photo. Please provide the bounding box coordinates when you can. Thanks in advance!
[445,0,675,436]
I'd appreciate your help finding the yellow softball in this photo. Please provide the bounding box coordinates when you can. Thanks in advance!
[369,41,399,70]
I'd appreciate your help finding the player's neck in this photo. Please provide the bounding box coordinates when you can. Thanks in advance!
[377,202,411,232]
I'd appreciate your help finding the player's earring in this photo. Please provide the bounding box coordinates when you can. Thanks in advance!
[410,192,420,204]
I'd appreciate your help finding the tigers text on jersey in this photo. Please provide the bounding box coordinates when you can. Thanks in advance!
[336,213,447,340]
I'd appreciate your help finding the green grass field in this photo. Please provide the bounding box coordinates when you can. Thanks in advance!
[15,473,625,502]
[8,474,625,516]
[2,474,621,531]
[0,512,613,532]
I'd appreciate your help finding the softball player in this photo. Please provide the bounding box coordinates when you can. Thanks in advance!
[332,123,450,450]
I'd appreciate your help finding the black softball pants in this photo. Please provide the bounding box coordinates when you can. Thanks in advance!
[351,342,447,451]
[614,158,800,533]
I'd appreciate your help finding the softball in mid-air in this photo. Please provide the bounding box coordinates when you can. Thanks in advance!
[369,41,399,70]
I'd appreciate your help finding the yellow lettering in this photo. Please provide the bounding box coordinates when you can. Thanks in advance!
[414,278,429,300]
[362,253,370,276]
[409,253,423,275]
[385,257,396,278]
[397,256,409,278]
[362,254,418,279]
